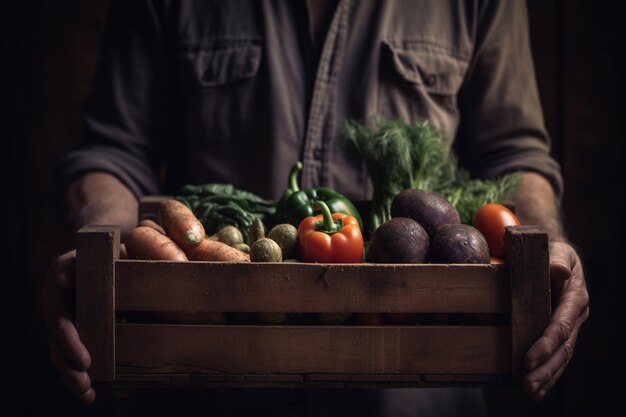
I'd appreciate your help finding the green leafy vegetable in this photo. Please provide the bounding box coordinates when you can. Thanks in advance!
[342,118,520,230]
[175,183,276,241]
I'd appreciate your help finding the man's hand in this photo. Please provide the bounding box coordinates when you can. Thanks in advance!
[42,250,96,405]
[44,172,138,404]
[523,241,589,401]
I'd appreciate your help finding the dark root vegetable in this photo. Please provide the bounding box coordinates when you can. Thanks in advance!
[390,189,460,239]
[366,217,429,263]
[430,224,490,264]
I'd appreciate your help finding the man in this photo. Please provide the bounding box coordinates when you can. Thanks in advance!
[44,0,589,415]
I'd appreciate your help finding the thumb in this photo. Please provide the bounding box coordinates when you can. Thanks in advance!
[549,242,574,297]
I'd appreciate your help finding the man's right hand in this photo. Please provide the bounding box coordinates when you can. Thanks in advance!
[42,250,96,405]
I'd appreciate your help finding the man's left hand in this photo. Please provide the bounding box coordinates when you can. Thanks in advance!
[523,241,589,400]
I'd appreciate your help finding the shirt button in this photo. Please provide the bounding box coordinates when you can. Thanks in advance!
[313,148,324,160]
[426,74,437,86]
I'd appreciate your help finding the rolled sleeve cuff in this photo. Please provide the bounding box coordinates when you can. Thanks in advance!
[474,149,564,202]
[56,146,161,200]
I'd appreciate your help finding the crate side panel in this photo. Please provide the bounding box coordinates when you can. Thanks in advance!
[115,262,509,314]
[115,324,511,375]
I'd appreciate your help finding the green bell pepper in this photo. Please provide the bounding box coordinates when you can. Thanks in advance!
[281,162,363,231]
[274,161,303,224]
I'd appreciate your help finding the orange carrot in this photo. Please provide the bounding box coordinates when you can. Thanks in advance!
[125,226,188,261]
[185,237,250,262]
[138,218,166,234]
[158,199,205,249]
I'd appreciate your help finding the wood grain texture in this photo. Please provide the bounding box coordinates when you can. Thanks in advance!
[505,225,551,382]
[115,324,511,376]
[115,261,509,314]
[111,373,502,388]
[76,225,120,381]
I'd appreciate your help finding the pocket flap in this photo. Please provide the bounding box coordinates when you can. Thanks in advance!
[185,44,262,87]
[382,40,467,95]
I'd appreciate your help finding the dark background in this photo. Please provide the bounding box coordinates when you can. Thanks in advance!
[4,1,624,415]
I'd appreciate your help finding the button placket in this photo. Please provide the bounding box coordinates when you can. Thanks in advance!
[300,0,351,189]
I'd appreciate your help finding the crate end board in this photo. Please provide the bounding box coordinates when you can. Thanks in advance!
[76,225,120,382]
[505,225,550,383]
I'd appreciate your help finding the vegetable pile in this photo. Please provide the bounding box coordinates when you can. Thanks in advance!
[122,118,528,326]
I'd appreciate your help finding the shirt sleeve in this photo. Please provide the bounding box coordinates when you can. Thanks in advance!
[55,0,172,199]
[454,0,564,199]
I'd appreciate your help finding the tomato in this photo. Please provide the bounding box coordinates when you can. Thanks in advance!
[490,256,504,264]
[473,203,521,258]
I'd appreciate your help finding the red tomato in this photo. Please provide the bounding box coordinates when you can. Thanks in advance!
[490,256,504,264]
[473,203,521,258]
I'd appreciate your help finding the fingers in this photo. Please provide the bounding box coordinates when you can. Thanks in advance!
[55,316,92,371]
[525,284,589,371]
[522,242,590,400]
[45,250,96,404]
[50,341,96,404]
[54,349,91,393]
[524,323,582,401]
[48,294,90,371]
[549,242,574,297]
[51,250,77,288]
[48,317,94,403]
[45,250,90,370]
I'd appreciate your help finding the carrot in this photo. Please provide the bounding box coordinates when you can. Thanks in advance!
[185,237,250,262]
[138,218,166,234]
[125,226,188,261]
[158,199,205,249]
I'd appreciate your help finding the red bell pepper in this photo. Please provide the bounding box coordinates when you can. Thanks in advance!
[298,201,363,263]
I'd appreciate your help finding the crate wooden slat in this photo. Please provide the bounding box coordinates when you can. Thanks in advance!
[115,262,509,313]
[115,324,510,375]
[76,199,550,388]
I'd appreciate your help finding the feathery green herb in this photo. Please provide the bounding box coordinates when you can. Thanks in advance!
[342,119,520,231]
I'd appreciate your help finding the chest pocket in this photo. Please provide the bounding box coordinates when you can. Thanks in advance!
[179,40,263,146]
[378,40,469,141]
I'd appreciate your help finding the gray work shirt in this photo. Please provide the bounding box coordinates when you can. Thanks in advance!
[57,0,562,204]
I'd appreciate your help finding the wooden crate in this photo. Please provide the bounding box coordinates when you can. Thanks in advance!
[75,204,550,389]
